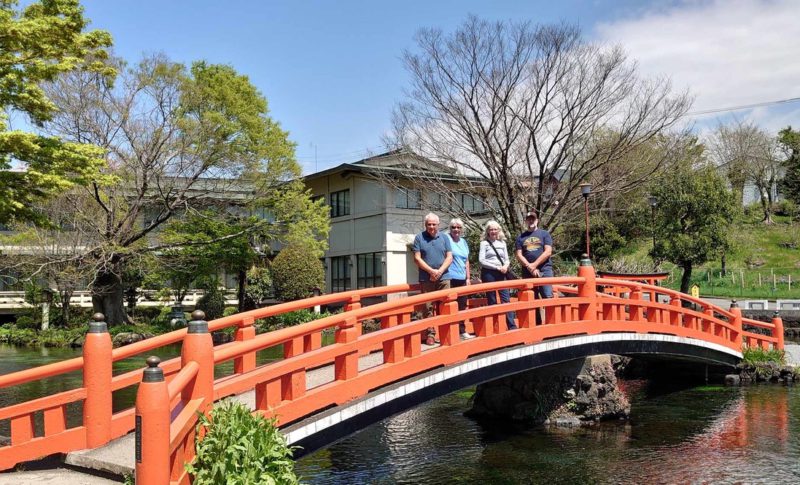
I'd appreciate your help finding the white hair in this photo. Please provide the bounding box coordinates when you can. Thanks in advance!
[482,220,506,241]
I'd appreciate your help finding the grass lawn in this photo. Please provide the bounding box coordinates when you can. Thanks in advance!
[596,215,800,299]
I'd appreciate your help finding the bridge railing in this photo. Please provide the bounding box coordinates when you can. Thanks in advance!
[0,284,420,471]
[1,259,785,475]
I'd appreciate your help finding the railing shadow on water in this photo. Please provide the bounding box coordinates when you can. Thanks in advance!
[0,260,785,481]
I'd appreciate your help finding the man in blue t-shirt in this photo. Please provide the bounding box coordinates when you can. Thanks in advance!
[515,211,554,309]
[412,213,452,320]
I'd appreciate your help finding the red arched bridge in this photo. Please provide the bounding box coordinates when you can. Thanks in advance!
[0,260,784,484]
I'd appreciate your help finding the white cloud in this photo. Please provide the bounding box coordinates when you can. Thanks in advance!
[595,0,800,131]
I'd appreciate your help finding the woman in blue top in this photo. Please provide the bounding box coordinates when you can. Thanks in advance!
[479,220,517,330]
[446,218,473,340]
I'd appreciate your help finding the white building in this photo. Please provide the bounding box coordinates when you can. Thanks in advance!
[304,150,484,294]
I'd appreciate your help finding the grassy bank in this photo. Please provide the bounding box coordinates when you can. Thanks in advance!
[604,216,799,299]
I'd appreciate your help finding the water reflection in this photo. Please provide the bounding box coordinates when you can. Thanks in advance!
[297,384,800,484]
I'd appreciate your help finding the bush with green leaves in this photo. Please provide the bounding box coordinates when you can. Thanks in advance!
[256,309,335,332]
[197,288,226,320]
[270,245,324,302]
[244,266,274,309]
[742,346,785,365]
[186,400,299,485]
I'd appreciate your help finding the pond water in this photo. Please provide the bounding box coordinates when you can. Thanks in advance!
[295,383,799,484]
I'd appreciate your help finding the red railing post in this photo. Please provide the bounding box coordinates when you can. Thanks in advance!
[629,286,644,322]
[234,316,256,375]
[772,311,784,351]
[517,283,535,329]
[335,317,359,381]
[83,313,112,448]
[182,311,214,415]
[135,356,170,485]
[577,255,597,324]
[669,296,682,326]
[730,301,743,349]
[438,293,459,346]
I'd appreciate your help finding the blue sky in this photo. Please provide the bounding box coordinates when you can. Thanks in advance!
[78,0,800,173]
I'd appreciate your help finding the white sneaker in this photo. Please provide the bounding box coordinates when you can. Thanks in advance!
[460,332,475,340]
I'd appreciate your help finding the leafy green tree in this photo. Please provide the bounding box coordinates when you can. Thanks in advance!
[779,126,800,205]
[38,55,321,325]
[650,138,736,293]
[270,245,324,302]
[0,0,112,225]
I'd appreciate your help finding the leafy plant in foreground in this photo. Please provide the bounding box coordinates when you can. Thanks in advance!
[186,400,299,485]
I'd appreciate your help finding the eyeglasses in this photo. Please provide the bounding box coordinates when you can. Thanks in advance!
[450,226,462,229]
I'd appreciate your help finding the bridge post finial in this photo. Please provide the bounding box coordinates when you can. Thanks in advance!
[577,255,597,323]
[83,312,112,448]
[729,301,743,349]
[772,311,784,351]
[135,356,170,484]
[183,310,214,414]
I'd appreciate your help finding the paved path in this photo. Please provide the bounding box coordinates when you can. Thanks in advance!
[0,469,119,485]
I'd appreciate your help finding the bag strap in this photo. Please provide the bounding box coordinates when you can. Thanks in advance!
[488,240,506,266]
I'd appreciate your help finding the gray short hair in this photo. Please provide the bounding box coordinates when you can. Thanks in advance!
[424,212,439,224]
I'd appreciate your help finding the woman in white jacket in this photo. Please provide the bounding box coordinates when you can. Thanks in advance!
[478,220,517,330]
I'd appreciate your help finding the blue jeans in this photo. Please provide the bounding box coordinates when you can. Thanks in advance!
[481,269,517,330]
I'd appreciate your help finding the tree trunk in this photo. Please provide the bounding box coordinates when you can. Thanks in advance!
[680,262,693,294]
[721,253,727,277]
[61,290,73,325]
[237,268,247,312]
[92,268,130,326]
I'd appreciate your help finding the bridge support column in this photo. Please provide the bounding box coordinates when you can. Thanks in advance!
[135,357,169,485]
[182,311,214,415]
[83,313,112,448]
[669,296,683,327]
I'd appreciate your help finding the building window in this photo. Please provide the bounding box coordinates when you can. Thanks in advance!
[357,252,382,289]
[460,193,487,214]
[330,190,350,217]
[330,256,351,293]
[395,188,421,209]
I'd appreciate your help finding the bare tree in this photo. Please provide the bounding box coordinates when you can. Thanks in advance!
[390,17,691,237]
[709,120,782,223]
[0,193,97,324]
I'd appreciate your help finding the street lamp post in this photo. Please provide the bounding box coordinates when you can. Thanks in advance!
[648,195,658,269]
[579,183,592,259]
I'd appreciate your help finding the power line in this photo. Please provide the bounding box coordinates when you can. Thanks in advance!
[686,96,800,116]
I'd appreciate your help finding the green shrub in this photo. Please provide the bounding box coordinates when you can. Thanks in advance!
[256,309,334,333]
[197,289,226,320]
[14,315,38,329]
[773,199,797,217]
[186,400,299,485]
[742,346,785,365]
[270,245,324,302]
[245,266,274,309]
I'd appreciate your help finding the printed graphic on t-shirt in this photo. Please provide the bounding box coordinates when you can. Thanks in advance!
[523,236,542,252]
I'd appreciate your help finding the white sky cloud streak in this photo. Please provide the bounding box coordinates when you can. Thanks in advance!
[595,0,800,132]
